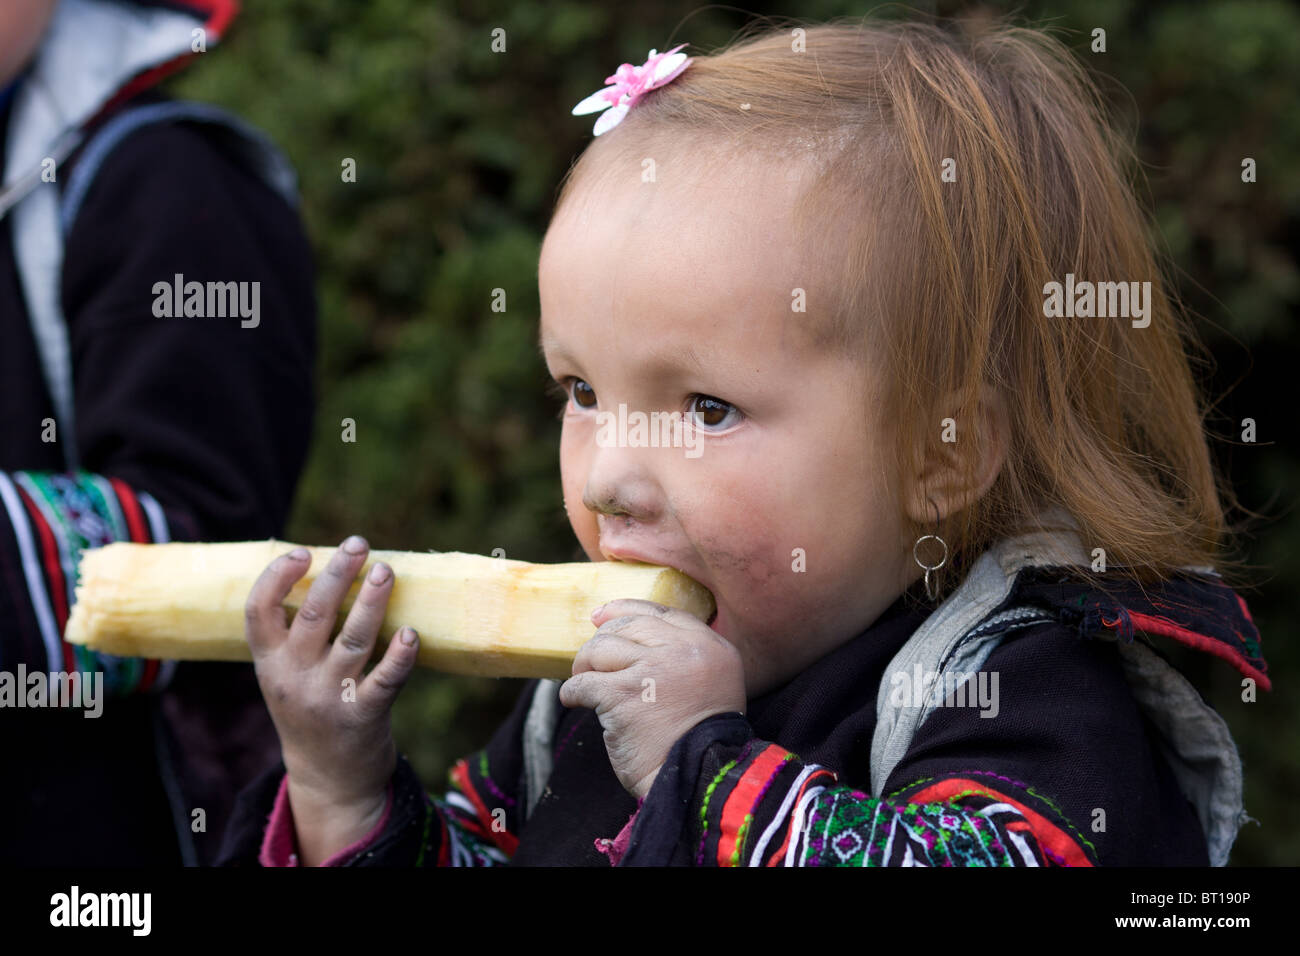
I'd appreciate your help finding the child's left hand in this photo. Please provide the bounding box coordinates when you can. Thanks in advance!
[559,599,747,800]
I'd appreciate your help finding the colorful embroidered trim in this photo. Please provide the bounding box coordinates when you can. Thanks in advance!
[0,469,174,694]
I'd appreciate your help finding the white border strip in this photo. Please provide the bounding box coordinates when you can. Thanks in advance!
[0,472,63,670]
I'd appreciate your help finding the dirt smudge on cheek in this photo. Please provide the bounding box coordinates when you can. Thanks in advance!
[694,531,783,597]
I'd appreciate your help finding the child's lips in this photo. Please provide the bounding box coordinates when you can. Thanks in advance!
[601,546,660,565]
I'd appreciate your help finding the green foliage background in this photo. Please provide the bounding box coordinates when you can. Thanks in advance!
[171,0,1298,864]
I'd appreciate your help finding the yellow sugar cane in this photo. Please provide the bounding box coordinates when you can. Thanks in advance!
[63,541,715,680]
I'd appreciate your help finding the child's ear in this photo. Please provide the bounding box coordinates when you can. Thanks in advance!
[903,385,1009,526]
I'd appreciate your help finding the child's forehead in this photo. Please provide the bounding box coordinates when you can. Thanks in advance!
[538,253,836,380]
[542,150,819,305]
[556,136,813,224]
[542,228,800,356]
[538,137,856,363]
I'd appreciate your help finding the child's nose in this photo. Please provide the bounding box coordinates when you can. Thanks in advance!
[580,444,661,522]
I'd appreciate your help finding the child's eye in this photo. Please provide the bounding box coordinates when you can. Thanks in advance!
[546,377,597,418]
[688,394,742,431]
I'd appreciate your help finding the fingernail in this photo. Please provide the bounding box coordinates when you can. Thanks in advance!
[368,562,390,584]
[342,535,367,554]
[288,548,310,561]
[591,603,607,619]
[400,627,418,646]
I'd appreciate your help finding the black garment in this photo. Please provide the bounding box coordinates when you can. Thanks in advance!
[622,600,1207,865]
[0,93,316,865]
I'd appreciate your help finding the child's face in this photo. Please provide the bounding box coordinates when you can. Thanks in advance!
[538,147,917,696]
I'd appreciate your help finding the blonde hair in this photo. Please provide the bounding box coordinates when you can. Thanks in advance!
[553,14,1238,596]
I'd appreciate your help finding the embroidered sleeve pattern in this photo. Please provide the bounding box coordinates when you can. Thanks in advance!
[0,469,176,695]
[425,752,519,866]
[653,716,1097,867]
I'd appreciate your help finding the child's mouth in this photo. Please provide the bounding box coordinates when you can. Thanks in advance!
[599,540,718,630]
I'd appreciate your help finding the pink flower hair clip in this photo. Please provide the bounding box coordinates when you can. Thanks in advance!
[571,43,692,136]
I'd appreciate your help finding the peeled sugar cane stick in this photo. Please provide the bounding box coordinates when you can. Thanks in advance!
[64,540,716,680]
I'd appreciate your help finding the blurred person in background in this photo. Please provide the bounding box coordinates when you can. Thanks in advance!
[0,0,316,864]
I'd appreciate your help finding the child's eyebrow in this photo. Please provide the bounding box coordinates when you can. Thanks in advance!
[538,331,708,377]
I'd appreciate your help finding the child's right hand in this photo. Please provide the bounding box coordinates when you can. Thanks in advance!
[244,535,420,864]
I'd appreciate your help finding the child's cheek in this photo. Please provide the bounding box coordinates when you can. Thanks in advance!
[690,517,796,635]
[685,476,870,661]
[559,422,600,559]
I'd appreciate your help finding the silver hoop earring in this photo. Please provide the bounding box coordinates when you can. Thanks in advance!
[912,500,948,602]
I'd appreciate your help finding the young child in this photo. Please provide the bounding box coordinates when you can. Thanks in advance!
[218,18,1269,867]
